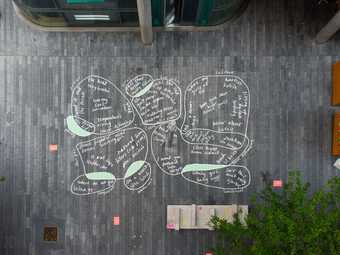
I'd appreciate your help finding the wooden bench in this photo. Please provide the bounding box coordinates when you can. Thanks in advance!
[166,204,248,231]
[332,61,340,105]
[332,112,340,156]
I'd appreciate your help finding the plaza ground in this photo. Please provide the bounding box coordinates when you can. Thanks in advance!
[0,0,339,254]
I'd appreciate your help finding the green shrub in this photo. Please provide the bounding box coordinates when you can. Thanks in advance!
[211,171,340,255]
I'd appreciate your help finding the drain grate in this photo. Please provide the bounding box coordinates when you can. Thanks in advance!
[43,226,58,242]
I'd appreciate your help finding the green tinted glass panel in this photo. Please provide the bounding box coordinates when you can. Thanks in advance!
[151,0,163,26]
[67,0,104,3]
[197,0,214,26]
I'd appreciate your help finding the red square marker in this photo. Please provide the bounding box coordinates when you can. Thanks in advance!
[273,180,283,188]
[205,252,213,255]
[113,216,120,226]
[49,144,58,152]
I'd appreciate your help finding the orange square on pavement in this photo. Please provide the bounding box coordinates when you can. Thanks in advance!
[113,216,120,225]
[49,144,58,152]
[273,180,283,188]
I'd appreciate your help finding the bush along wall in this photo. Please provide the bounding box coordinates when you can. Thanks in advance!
[211,171,340,255]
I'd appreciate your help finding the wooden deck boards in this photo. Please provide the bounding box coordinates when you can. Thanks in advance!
[0,0,339,254]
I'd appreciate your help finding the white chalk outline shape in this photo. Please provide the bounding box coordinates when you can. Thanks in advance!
[69,73,253,194]
[75,127,149,181]
[150,74,252,192]
[127,77,182,126]
[123,161,152,191]
[69,75,135,136]
[125,74,154,98]
[180,164,251,192]
[181,75,250,150]
[70,174,116,196]
[151,124,251,178]
[71,127,151,195]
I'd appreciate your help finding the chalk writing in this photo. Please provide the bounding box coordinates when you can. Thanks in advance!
[130,78,181,125]
[67,74,252,195]
[69,75,134,136]
[151,75,252,192]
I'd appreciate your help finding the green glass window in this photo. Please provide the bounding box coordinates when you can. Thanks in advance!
[151,0,248,27]
[207,0,247,25]
[13,0,139,27]
[14,0,248,28]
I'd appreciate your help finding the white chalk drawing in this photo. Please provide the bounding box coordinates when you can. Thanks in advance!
[68,75,135,136]
[151,75,252,192]
[182,75,250,150]
[126,75,182,126]
[67,74,253,195]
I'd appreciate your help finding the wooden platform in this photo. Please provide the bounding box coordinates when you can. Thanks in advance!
[0,0,339,254]
[332,112,340,156]
[332,62,340,105]
[167,204,248,231]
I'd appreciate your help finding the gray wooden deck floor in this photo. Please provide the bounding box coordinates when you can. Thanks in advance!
[0,0,339,254]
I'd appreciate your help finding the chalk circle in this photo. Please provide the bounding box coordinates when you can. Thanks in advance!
[66,115,94,137]
[71,75,135,135]
[182,75,250,150]
[123,161,152,191]
[181,164,251,191]
[75,127,149,180]
[131,78,182,126]
[71,174,116,196]
[125,74,153,98]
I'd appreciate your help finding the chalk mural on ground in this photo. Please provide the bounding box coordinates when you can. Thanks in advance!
[66,74,253,195]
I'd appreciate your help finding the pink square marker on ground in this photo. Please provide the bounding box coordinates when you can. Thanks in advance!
[113,216,120,225]
[205,252,213,255]
[166,223,175,229]
[273,180,283,188]
[49,144,58,152]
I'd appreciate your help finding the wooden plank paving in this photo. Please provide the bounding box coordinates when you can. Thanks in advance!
[0,0,339,255]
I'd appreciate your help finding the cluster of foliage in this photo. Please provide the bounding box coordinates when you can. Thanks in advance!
[211,171,340,255]
[0,176,5,182]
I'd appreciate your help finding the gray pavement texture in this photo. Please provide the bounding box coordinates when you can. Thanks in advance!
[0,0,340,255]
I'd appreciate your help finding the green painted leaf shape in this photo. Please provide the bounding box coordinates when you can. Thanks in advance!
[181,164,227,174]
[67,116,93,137]
[126,74,153,98]
[124,160,146,179]
[85,172,115,180]
[132,81,153,98]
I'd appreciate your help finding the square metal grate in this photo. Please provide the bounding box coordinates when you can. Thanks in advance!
[43,226,58,242]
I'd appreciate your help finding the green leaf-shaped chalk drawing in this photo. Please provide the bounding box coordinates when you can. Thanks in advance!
[124,160,145,179]
[132,81,153,98]
[181,164,227,174]
[85,172,115,180]
[66,116,93,137]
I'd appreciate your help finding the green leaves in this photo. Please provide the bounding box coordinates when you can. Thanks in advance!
[211,171,340,255]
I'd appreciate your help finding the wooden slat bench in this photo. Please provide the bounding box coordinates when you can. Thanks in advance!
[166,204,248,231]
[332,112,340,156]
[332,61,340,105]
